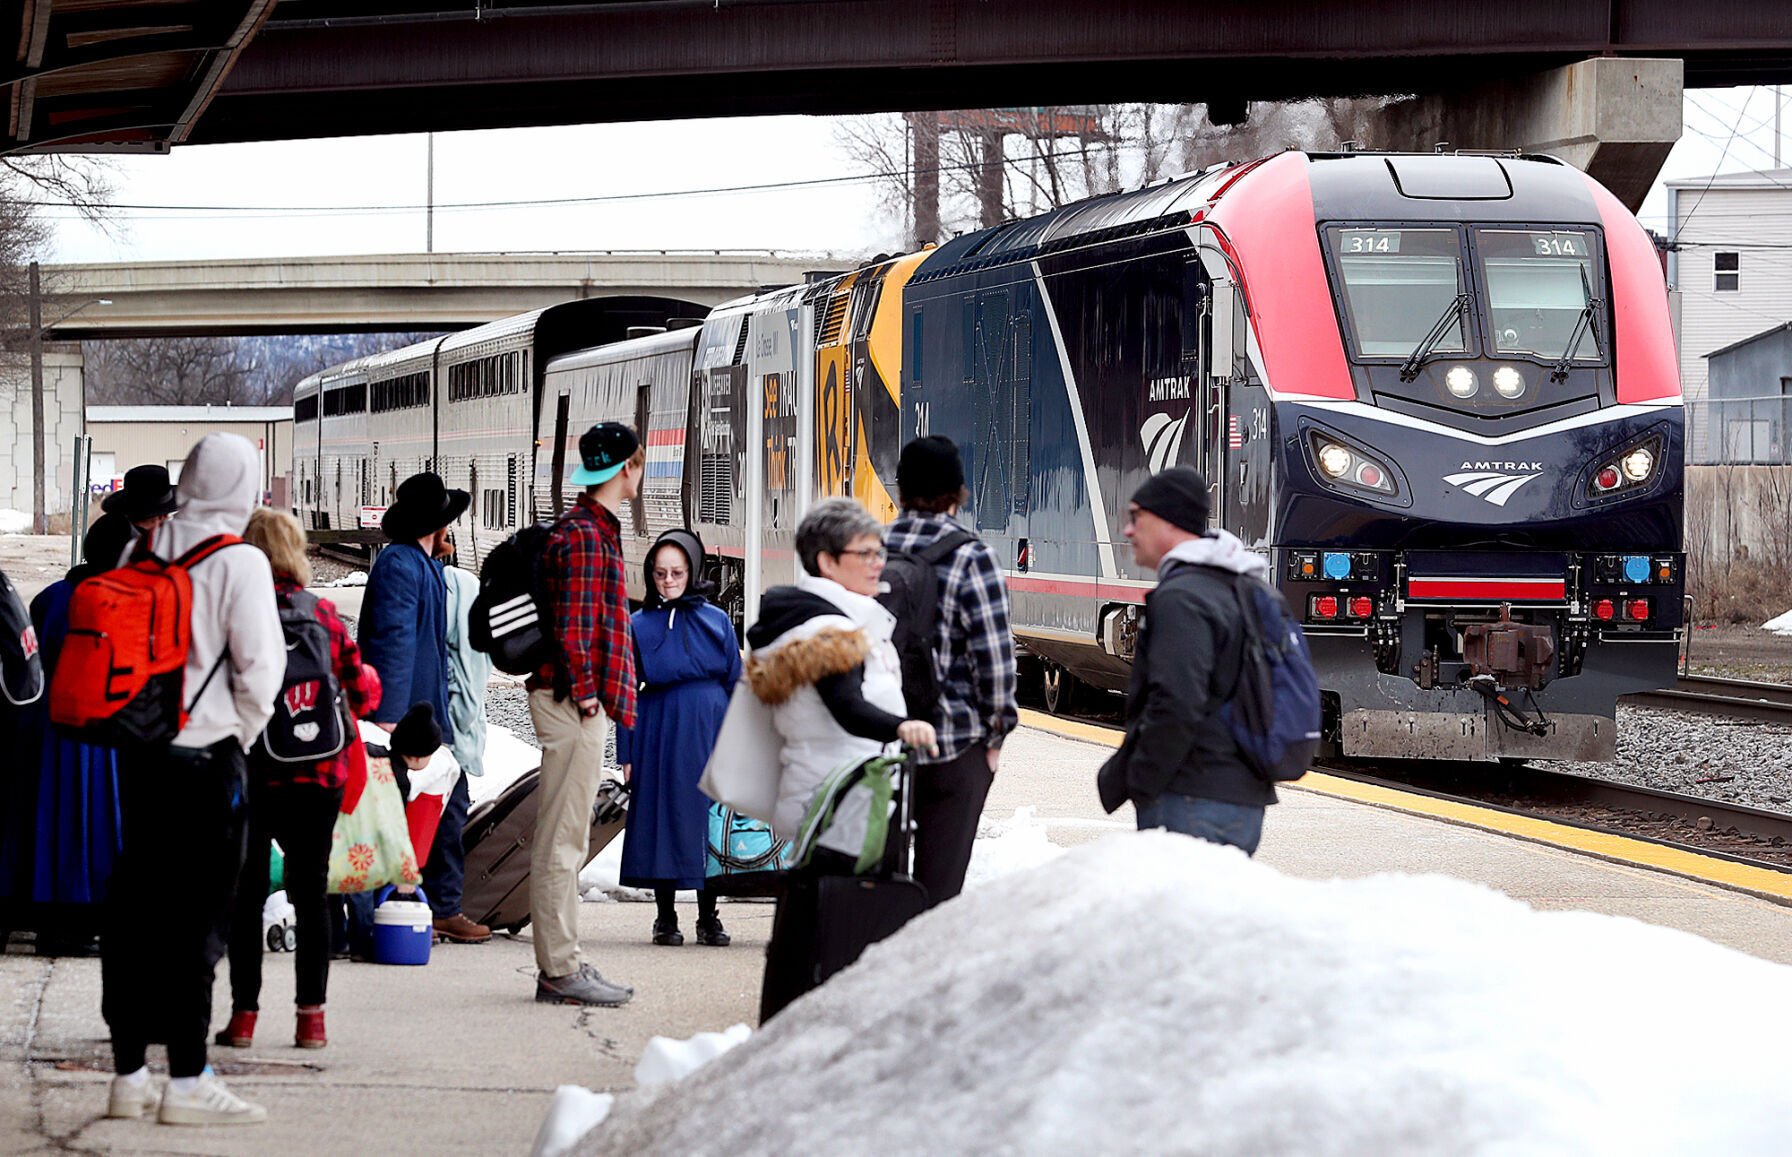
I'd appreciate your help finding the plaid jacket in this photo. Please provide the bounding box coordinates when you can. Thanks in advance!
[264,577,382,790]
[885,512,1018,763]
[532,494,638,727]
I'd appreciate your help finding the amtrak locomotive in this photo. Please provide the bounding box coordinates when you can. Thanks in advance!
[294,151,1683,762]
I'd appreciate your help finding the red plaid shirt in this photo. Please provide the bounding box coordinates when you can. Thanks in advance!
[268,577,383,789]
[531,494,637,727]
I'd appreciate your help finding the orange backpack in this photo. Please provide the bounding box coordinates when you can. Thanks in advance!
[50,534,242,746]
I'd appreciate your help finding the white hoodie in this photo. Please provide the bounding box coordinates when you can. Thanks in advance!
[122,434,284,751]
[1159,528,1272,580]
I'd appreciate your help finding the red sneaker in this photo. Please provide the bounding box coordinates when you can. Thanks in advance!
[295,1005,327,1049]
[214,1009,256,1048]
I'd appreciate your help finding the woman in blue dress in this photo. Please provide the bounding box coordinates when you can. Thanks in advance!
[617,529,740,947]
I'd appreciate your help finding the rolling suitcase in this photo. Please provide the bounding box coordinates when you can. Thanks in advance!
[460,771,628,934]
[759,761,929,1022]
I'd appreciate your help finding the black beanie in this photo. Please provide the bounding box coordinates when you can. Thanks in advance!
[1130,467,1211,534]
[390,702,443,760]
[896,436,965,503]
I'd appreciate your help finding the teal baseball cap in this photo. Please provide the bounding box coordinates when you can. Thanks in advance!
[570,422,640,486]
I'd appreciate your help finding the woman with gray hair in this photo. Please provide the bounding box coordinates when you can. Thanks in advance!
[744,498,936,837]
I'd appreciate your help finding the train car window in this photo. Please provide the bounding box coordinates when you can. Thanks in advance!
[295,394,319,423]
[1329,227,1466,359]
[910,310,924,384]
[1715,251,1740,292]
[1474,229,1605,362]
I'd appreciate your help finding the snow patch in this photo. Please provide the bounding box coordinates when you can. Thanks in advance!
[0,509,30,535]
[1764,607,1792,635]
[963,807,1066,890]
[579,833,1792,1155]
[634,1024,752,1089]
[324,570,368,587]
[467,723,543,807]
[528,1086,613,1157]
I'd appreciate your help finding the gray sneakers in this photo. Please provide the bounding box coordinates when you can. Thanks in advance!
[106,1072,159,1119]
[156,1071,267,1126]
[535,963,633,1007]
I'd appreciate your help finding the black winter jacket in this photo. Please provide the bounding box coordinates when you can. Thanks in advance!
[1097,560,1277,812]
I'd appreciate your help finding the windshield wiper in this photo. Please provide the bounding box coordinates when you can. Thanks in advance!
[1399,293,1469,382]
[1551,267,1602,383]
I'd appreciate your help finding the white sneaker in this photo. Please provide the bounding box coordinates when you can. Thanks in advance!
[156,1071,267,1126]
[106,1073,159,1119]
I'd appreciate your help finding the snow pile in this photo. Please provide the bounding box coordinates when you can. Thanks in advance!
[1763,608,1792,635]
[467,723,543,807]
[325,570,368,587]
[634,1025,752,1089]
[0,509,29,535]
[529,1087,614,1157]
[579,833,1792,1155]
[962,806,1065,890]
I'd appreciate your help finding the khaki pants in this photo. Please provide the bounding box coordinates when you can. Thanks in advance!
[527,689,607,978]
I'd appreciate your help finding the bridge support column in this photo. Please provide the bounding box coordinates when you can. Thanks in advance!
[1365,57,1683,210]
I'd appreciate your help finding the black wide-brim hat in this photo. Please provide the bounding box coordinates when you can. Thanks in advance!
[101,464,178,521]
[382,471,470,542]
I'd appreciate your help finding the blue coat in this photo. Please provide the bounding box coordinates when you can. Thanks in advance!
[617,598,740,889]
[358,542,454,744]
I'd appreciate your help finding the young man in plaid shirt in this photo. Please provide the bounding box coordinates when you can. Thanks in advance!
[527,421,643,1007]
[884,435,1019,906]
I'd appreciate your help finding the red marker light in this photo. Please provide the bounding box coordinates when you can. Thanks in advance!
[1312,596,1339,620]
[1593,598,1615,621]
[1357,464,1383,488]
[1348,596,1374,619]
[1626,599,1650,621]
[1595,466,1620,491]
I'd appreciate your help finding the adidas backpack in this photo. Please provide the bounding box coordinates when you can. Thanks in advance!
[0,569,43,708]
[1217,574,1323,782]
[469,522,556,676]
[254,589,347,765]
[49,534,241,746]
[876,529,974,721]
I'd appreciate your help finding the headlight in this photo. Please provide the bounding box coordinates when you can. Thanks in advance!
[1621,447,1654,482]
[1492,367,1526,399]
[1445,367,1478,398]
[1318,443,1353,478]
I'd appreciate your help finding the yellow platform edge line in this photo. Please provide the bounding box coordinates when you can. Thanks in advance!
[1016,708,1792,904]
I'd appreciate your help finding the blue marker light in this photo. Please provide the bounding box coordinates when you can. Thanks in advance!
[1622,555,1650,584]
[1322,552,1352,580]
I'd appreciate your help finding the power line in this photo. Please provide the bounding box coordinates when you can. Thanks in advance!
[1678,88,1759,239]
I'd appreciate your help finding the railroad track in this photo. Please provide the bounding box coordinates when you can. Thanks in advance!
[1621,675,1792,723]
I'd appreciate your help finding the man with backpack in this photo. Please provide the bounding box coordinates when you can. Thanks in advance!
[90,433,285,1125]
[361,471,487,945]
[1097,466,1284,854]
[526,422,643,1007]
[882,436,1017,907]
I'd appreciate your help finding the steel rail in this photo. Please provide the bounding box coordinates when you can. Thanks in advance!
[1621,675,1792,723]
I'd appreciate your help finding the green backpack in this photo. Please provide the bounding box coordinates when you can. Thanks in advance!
[790,753,908,875]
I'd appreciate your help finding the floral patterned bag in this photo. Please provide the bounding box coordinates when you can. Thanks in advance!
[327,737,422,895]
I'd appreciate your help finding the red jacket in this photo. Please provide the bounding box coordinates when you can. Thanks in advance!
[262,577,382,790]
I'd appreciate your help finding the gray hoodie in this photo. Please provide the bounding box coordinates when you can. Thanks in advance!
[122,433,284,751]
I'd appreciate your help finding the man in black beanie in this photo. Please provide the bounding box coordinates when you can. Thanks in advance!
[883,435,1018,906]
[1097,466,1279,854]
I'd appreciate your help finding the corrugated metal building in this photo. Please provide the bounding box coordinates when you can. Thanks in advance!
[86,405,294,507]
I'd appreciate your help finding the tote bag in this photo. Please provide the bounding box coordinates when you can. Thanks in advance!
[697,678,784,825]
[327,738,423,895]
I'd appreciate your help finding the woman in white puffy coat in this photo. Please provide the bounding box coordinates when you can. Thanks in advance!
[744,498,937,838]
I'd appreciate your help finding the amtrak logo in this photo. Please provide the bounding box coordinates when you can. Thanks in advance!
[1141,411,1189,475]
[1444,469,1542,507]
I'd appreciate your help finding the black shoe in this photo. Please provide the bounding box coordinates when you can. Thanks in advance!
[694,918,731,947]
[651,918,683,947]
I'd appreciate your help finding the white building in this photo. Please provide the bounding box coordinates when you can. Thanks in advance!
[1665,169,1792,461]
[0,349,86,527]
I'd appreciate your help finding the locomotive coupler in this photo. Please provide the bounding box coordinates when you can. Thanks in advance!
[1462,603,1556,691]
[1466,675,1553,738]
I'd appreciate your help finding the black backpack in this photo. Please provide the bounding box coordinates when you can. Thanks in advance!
[0,569,43,708]
[877,529,975,721]
[256,590,348,764]
[469,522,556,676]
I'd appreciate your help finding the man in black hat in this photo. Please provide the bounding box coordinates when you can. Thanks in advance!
[1096,466,1278,854]
[359,471,490,944]
[883,435,1018,907]
[102,464,179,539]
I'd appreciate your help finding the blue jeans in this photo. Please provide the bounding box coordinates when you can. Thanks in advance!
[1135,793,1264,856]
[422,772,470,918]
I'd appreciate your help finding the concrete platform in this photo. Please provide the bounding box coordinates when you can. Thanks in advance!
[6,720,1792,1154]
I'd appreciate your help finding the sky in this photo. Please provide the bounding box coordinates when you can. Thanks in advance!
[38,86,1792,266]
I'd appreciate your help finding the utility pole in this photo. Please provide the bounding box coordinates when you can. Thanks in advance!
[426,133,435,253]
[29,261,45,534]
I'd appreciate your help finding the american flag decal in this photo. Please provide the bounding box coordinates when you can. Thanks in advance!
[1227,415,1244,449]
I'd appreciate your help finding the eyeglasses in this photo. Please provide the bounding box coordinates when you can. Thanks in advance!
[837,547,886,562]
[652,568,688,581]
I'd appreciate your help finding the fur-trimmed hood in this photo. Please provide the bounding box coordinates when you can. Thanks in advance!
[745,573,894,706]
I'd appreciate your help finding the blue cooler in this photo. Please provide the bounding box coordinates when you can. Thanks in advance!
[372,885,433,966]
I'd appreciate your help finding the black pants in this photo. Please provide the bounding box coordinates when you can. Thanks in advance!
[422,772,469,918]
[227,780,342,1011]
[911,743,995,907]
[102,741,248,1078]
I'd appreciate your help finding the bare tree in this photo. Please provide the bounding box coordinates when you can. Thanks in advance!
[83,335,263,406]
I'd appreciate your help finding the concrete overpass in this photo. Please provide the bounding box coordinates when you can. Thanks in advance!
[34,251,834,338]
